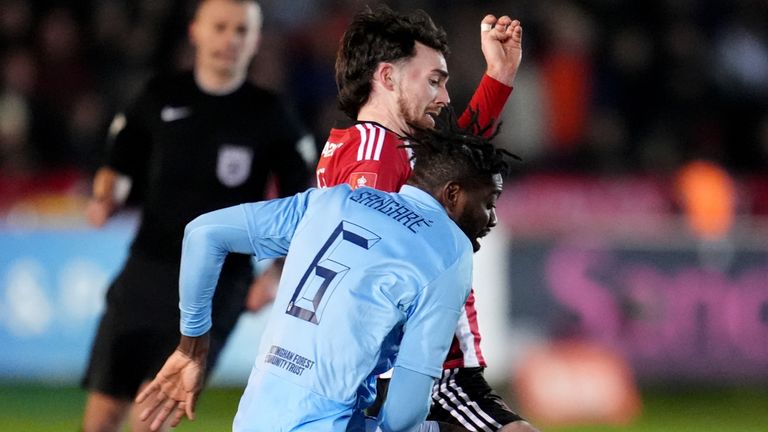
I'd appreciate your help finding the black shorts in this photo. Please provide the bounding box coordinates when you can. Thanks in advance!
[81,252,251,399]
[429,367,524,431]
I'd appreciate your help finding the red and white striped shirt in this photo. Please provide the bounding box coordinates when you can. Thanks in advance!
[316,74,512,368]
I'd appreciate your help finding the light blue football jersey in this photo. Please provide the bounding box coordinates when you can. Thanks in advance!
[179,184,473,431]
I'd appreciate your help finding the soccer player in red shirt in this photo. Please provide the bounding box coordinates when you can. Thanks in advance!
[317,6,539,432]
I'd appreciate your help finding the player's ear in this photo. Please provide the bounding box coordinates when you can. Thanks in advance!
[439,182,463,218]
[374,63,397,91]
[189,21,199,47]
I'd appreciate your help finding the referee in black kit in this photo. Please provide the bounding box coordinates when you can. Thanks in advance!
[80,1,314,431]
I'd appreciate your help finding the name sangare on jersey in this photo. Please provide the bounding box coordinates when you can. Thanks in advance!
[350,190,433,233]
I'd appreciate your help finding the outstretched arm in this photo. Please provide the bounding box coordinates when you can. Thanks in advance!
[135,191,314,429]
[135,333,210,431]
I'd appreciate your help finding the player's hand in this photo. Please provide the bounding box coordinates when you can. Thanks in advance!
[246,260,282,312]
[85,198,115,227]
[135,349,206,431]
[480,15,523,86]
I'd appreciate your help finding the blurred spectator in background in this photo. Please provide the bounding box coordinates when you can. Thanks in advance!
[713,2,768,171]
[35,7,92,115]
[0,43,73,172]
[0,0,33,49]
[0,47,39,173]
[78,0,313,431]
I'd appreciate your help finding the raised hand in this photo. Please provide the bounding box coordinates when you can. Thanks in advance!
[480,15,523,86]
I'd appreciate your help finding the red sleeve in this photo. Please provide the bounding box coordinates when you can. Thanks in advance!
[458,74,513,135]
[316,125,411,193]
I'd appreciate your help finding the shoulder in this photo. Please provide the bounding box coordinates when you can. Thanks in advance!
[307,183,354,202]
[319,126,361,163]
[143,70,194,96]
[326,123,403,157]
[422,213,473,273]
[328,122,401,142]
[123,72,197,113]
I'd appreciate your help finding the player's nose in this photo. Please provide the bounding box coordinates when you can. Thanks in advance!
[488,208,498,228]
[436,85,450,106]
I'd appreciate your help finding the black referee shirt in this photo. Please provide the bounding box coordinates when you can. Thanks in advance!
[106,71,311,264]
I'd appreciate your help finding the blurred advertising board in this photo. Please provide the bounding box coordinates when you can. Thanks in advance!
[506,239,768,383]
[0,216,262,385]
[501,173,768,383]
[0,223,131,382]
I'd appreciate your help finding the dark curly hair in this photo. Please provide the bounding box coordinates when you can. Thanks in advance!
[403,107,520,191]
[335,5,449,119]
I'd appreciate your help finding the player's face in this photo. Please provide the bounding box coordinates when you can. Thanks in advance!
[395,43,450,131]
[190,0,261,77]
[453,174,503,252]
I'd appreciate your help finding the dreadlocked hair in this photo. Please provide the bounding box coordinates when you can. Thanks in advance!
[402,107,520,191]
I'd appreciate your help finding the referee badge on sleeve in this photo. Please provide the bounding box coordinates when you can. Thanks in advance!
[217,144,253,187]
[348,172,377,189]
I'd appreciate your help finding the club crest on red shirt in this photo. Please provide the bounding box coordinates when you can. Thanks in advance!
[348,172,377,189]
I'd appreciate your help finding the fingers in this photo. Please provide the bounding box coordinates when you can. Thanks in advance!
[495,17,521,39]
[138,387,168,423]
[135,380,159,404]
[137,387,195,431]
[150,397,179,431]
[481,14,497,27]
[495,15,514,31]
[170,404,187,428]
[481,14,522,40]
[511,21,523,43]
[185,391,198,421]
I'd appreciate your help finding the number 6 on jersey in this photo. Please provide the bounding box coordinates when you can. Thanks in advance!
[286,220,381,324]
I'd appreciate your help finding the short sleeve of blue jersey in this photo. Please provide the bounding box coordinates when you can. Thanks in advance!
[393,251,472,378]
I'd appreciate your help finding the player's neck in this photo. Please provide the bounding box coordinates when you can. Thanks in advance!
[194,68,245,96]
[357,102,410,136]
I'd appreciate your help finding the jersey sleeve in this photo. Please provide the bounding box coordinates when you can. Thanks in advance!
[458,74,513,135]
[178,188,319,336]
[240,187,318,257]
[104,82,154,179]
[266,98,314,197]
[394,251,473,377]
[377,366,434,431]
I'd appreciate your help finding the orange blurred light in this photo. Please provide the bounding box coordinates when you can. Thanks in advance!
[676,160,735,240]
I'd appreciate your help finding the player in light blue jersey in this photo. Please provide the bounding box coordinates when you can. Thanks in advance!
[136,109,516,432]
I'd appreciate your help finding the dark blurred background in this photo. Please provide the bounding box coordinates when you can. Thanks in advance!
[1,0,766,180]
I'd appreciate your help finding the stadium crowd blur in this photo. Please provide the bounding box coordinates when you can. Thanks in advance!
[1,0,767,225]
